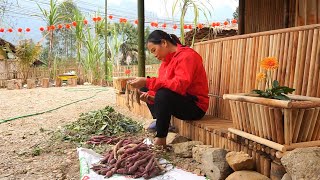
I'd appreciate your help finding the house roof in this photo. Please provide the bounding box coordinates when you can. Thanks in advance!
[0,38,15,53]
[184,27,238,46]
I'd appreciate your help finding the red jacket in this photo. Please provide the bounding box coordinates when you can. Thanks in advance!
[146,44,209,112]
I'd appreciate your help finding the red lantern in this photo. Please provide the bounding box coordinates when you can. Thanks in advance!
[232,19,237,24]
[197,24,204,29]
[40,27,45,31]
[120,18,127,23]
[183,25,187,29]
[72,21,77,27]
[8,28,13,33]
[0,28,4,32]
[134,19,138,25]
[58,24,63,29]
[211,22,216,27]
[25,28,31,32]
[108,15,113,20]
[50,25,55,30]
[216,22,221,26]
[150,22,154,27]
[162,23,167,29]
[83,19,88,25]
[188,25,192,29]
[97,16,102,21]
[154,22,158,27]
[223,21,229,26]
[18,28,23,32]
[65,24,71,29]
[93,17,97,22]
[125,69,131,75]
[173,24,177,30]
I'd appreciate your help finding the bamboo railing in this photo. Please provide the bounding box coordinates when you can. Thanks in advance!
[194,24,320,120]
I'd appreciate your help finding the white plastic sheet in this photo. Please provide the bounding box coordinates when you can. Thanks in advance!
[77,147,206,180]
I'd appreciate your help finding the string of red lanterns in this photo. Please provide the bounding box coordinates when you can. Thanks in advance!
[0,16,238,33]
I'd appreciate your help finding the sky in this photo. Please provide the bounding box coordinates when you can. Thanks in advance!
[0,0,238,45]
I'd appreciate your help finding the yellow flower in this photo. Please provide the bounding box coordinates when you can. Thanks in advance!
[256,72,266,81]
[260,57,279,70]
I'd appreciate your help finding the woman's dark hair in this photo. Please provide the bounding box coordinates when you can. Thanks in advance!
[146,30,181,46]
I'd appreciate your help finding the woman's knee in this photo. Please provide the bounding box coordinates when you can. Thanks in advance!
[155,88,175,102]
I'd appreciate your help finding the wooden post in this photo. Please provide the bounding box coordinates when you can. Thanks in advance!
[27,79,36,89]
[68,78,77,87]
[270,161,286,180]
[42,78,50,88]
[55,78,62,87]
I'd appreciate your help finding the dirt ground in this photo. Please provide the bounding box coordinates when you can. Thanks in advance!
[0,86,153,180]
[0,85,203,180]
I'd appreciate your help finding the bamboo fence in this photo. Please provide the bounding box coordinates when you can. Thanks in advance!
[193,24,320,120]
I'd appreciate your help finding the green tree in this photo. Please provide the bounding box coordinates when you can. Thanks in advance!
[233,6,239,20]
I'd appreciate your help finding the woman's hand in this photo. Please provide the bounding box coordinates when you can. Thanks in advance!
[139,91,155,103]
[128,77,147,89]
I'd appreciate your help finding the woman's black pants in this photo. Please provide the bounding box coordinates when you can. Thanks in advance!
[141,87,205,138]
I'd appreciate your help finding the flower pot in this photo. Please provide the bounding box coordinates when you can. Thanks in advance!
[223,93,320,152]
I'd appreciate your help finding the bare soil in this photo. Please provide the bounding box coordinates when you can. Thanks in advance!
[0,86,200,180]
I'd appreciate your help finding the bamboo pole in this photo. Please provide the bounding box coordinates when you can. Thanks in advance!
[297,109,313,142]
[293,109,305,143]
[228,128,286,152]
[284,109,293,145]
[301,108,315,142]
[307,108,320,141]
[223,94,291,108]
[259,105,268,139]
[239,100,248,132]
[307,29,320,96]
[268,108,277,142]
[312,108,320,140]
[247,103,256,135]
[254,104,263,137]
[195,24,320,45]
[284,140,320,151]
[281,32,290,85]
[274,108,285,144]
[302,29,314,95]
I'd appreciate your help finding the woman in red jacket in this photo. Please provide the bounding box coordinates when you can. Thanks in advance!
[129,30,209,146]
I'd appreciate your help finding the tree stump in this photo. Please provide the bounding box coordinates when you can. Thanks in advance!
[6,79,15,90]
[27,79,36,89]
[42,78,50,88]
[55,78,62,87]
[68,78,77,87]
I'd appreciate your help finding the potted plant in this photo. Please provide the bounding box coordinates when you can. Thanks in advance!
[223,57,320,152]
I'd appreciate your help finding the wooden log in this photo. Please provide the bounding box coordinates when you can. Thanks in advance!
[293,109,305,143]
[55,78,62,87]
[27,79,36,89]
[284,140,320,151]
[263,156,271,177]
[259,105,268,139]
[42,78,49,88]
[263,106,272,140]
[270,161,286,180]
[223,94,291,108]
[228,128,286,152]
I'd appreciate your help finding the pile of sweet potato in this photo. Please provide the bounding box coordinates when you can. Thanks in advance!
[91,138,165,179]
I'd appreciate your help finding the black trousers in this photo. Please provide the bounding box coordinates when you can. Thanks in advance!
[141,87,205,138]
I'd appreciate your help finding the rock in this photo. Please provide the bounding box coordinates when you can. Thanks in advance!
[226,171,270,180]
[226,151,255,171]
[281,147,320,180]
[192,145,214,163]
[172,141,203,157]
[166,132,190,144]
[201,148,232,180]
[193,168,202,175]
[281,173,292,180]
